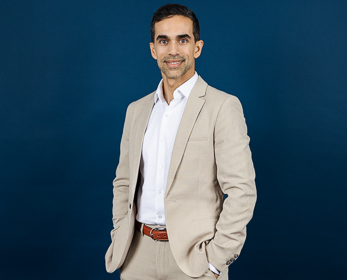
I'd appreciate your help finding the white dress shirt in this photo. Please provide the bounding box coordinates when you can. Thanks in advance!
[136,72,198,225]
[135,72,221,276]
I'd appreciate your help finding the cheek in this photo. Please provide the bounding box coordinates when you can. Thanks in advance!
[154,50,166,61]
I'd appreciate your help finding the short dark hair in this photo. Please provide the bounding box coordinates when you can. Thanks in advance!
[150,3,200,42]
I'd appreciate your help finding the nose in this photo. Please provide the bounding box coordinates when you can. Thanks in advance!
[168,41,179,56]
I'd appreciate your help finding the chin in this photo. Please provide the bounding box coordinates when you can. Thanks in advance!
[162,70,183,80]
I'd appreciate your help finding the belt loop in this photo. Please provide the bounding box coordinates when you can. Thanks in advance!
[140,223,144,235]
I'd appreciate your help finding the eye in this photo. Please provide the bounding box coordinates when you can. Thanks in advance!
[159,39,168,45]
[180,38,188,44]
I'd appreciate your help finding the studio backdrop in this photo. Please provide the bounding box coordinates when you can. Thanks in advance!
[1,0,346,279]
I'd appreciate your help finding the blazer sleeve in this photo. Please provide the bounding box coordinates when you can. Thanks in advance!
[111,103,134,230]
[205,95,257,272]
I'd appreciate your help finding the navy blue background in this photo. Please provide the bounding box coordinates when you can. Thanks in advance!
[1,0,346,279]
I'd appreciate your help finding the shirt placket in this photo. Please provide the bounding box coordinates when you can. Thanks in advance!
[155,103,170,224]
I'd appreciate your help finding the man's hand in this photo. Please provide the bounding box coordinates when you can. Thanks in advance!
[212,271,219,279]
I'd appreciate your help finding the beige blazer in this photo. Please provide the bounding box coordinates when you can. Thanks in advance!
[105,76,256,277]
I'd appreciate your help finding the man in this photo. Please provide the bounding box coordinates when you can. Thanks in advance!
[105,4,256,280]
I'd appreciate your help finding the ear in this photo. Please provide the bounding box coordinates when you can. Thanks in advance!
[194,40,204,59]
[149,42,157,60]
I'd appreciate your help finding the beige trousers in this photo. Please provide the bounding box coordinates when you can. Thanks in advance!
[120,225,228,280]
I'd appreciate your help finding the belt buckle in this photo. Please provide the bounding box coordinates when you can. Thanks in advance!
[149,227,166,241]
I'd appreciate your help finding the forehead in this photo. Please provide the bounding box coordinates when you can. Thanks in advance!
[154,15,193,38]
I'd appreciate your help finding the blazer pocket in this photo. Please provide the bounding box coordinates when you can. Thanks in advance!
[191,216,219,223]
[188,137,208,142]
[188,218,218,246]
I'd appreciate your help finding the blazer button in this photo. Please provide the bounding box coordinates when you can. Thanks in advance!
[234,254,239,259]
[129,203,131,209]
[226,260,232,265]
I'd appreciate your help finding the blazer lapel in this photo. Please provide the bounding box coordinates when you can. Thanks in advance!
[165,76,208,195]
[130,93,155,198]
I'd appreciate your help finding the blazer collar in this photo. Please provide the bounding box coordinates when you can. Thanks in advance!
[165,76,208,195]
[130,93,154,197]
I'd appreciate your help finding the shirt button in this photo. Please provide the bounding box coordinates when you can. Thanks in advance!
[158,215,162,219]
[165,114,169,117]
[160,138,164,142]
[159,165,163,169]
[158,190,161,194]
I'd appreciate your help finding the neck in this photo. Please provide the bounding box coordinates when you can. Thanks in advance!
[162,72,195,104]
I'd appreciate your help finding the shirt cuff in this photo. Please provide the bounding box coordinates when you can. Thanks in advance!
[208,262,221,275]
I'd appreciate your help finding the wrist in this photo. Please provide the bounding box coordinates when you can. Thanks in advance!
[208,262,221,275]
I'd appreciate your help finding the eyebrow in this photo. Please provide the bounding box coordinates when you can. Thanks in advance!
[177,34,191,40]
[156,35,169,41]
[156,34,192,42]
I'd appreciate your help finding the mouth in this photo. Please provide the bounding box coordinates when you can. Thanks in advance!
[165,60,184,68]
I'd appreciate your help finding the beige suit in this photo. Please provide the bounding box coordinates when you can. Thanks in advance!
[105,76,256,277]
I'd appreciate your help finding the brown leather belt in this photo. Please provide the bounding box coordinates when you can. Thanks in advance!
[136,221,169,241]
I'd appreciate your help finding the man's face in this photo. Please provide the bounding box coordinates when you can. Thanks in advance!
[150,15,203,82]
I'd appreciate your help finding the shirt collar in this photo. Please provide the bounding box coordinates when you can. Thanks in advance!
[154,72,199,104]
